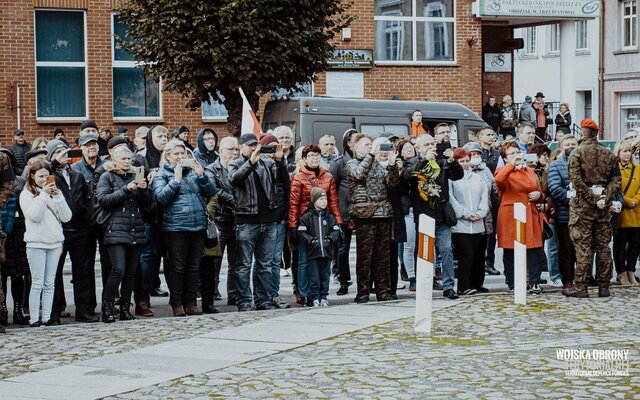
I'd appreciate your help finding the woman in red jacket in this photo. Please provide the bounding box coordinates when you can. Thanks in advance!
[495,141,547,294]
[288,144,343,306]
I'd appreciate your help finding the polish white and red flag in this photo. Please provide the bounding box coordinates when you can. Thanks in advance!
[239,87,262,138]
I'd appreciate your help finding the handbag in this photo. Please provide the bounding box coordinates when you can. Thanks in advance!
[622,165,636,208]
[543,220,553,240]
[443,201,458,227]
[89,173,115,228]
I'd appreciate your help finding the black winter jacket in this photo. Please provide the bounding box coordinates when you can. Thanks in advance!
[51,161,90,231]
[555,112,572,134]
[228,154,289,216]
[205,160,235,223]
[297,206,341,260]
[329,152,353,224]
[482,103,502,131]
[96,169,152,246]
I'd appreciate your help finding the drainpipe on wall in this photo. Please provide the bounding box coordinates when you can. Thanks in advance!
[16,85,21,130]
[599,3,605,139]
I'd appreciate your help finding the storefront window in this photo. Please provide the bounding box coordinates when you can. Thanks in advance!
[620,92,640,136]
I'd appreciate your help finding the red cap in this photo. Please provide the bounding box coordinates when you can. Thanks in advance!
[260,134,279,146]
[580,118,599,131]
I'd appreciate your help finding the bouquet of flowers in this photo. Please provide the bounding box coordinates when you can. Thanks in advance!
[412,159,441,208]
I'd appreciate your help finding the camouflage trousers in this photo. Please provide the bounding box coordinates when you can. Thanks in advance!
[569,215,613,288]
[355,219,391,301]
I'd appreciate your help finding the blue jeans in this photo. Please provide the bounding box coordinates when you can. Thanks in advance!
[546,224,561,281]
[139,223,163,293]
[435,223,455,291]
[236,223,277,307]
[308,257,331,301]
[269,223,286,299]
[297,239,309,297]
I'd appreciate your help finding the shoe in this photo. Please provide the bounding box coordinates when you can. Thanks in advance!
[312,299,320,307]
[354,296,369,304]
[443,289,459,299]
[628,271,640,285]
[588,277,598,287]
[214,294,223,301]
[0,294,8,327]
[389,294,399,300]
[564,285,589,298]
[151,288,169,297]
[256,303,276,311]
[185,305,202,315]
[459,288,477,296]
[409,278,416,292]
[280,268,291,277]
[539,279,547,284]
[119,301,136,320]
[433,280,443,290]
[549,279,563,287]
[337,281,351,296]
[0,325,4,333]
[30,321,42,327]
[378,294,395,302]
[598,287,610,297]
[227,297,236,306]
[13,303,30,326]
[75,313,99,323]
[485,266,500,275]
[173,306,187,316]
[400,264,409,282]
[319,299,329,307]
[618,273,631,286]
[202,304,220,314]
[43,319,60,326]
[60,310,71,318]
[561,283,573,296]
[528,284,542,295]
[475,287,489,293]
[102,300,116,323]
[271,296,290,309]
[237,303,252,312]
[294,286,303,304]
[305,297,314,307]
[135,301,155,317]
[507,288,514,294]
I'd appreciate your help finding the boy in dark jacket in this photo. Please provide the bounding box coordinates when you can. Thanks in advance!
[297,187,341,307]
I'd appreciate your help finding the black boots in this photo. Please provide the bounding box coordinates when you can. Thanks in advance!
[102,300,116,323]
[119,300,136,321]
[13,303,29,325]
[564,285,589,298]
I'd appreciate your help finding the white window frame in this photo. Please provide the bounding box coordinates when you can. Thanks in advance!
[34,9,88,122]
[546,24,560,55]
[575,20,589,52]
[522,27,537,57]
[111,13,163,123]
[202,93,229,123]
[374,0,456,66]
[619,91,640,137]
[622,0,638,50]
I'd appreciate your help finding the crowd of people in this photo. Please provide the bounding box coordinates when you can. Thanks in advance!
[0,110,639,333]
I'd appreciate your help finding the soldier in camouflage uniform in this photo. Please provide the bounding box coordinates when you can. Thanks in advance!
[566,119,621,298]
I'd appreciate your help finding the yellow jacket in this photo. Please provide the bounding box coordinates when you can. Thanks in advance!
[618,162,640,228]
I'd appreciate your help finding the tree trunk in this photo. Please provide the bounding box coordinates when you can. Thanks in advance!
[222,88,261,137]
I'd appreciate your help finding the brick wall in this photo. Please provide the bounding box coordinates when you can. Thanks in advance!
[315,0,484,114]
[1,0,500,146]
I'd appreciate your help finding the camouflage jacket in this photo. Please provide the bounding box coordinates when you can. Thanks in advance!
[0,151,16,211]
[568,137,621,221]
[347,154,400,219]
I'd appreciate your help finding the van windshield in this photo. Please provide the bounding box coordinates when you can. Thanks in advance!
[359,124,409,137]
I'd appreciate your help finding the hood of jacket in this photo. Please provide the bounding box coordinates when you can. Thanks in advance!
[195,128,219,165]
[145,126,163,169]
[520,102,533,112]
[103,160,131,176]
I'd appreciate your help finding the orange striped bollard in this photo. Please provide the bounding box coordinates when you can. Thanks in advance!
[514,202,527,305]
[415,214,436,334]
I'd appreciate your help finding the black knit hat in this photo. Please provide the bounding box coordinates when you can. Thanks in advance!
[80,119,98,132]
[107,136,128,150]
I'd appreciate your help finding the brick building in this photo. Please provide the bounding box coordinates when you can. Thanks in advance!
[1,0,526,145]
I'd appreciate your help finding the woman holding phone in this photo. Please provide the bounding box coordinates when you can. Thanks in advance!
[96,146,155,323]
[153,140,216,317]
[19,160,72,326]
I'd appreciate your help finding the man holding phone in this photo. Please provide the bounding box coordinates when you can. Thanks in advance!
[47,140,97,323]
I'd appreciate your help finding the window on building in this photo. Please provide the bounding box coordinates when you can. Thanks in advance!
[374,0,455,63]
[547,24,560,54]
[270,83,313,99]
[620,92,640,137]
[202,92,229,121]
[576,20,589,51]
[622,0,638,49]
[35,10,86,119]
[112,15,161,120]
[523,27,537,56]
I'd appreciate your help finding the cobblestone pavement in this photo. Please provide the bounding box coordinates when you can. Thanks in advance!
[0,309,297,380]
[103,287,639,400]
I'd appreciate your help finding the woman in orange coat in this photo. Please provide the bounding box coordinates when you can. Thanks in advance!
[495,141,547,294]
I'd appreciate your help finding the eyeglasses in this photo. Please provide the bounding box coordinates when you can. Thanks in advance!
[222,147,239,151]
[306,153,321,159]
[506,151,520,157]
[203,138,216,142]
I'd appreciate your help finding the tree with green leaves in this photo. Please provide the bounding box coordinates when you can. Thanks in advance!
[116,0,353,134]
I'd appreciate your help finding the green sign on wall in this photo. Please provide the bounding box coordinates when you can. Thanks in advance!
[478,0,601,19]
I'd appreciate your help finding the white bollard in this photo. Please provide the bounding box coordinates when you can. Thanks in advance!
[414,214,436,334]
[514,202,527,305]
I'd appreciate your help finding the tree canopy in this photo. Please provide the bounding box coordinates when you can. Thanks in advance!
[116,0,353,134]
